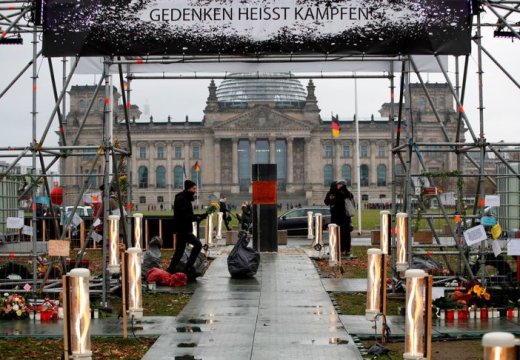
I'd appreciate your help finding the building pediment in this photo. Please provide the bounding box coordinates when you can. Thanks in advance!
[212,106,312,131]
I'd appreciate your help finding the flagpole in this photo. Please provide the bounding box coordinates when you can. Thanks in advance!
[354,74,362,235]
[331,112,335,182]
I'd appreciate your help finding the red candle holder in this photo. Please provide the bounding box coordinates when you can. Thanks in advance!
[507,308,514,318]
[40,310,52,321]
[446,309,455,321]
[480,308,488,320]
[458,309,467,320]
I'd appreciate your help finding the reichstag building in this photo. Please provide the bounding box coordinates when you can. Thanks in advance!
[60,75,462,209]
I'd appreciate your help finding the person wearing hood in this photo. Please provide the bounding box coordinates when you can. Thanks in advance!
[167,179,206,276]
[324,179,356,259]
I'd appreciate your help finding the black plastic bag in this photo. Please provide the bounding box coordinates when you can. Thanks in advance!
[227,231,260,278]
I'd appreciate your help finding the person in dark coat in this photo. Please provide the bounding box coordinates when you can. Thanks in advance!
[324,179,356,259]
[167,180,206,277]
[219,197,232,231]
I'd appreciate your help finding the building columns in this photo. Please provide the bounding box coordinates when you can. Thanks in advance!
[269,137,276,164]
[287,137,293,185]
[214,138,221,187]
[231,139,238,185]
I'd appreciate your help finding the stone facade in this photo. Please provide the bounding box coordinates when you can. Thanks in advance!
[60,81,463,209]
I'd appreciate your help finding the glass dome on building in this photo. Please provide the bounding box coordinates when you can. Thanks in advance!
[216,73,307,107]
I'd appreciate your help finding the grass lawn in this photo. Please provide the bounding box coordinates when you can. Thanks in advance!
[0,336,157,359]
[333,292,404,316]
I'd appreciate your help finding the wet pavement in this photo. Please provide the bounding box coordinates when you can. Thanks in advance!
[142,252,363,359]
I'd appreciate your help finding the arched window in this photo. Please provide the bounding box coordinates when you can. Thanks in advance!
[138,166,148,189]
[323,164,333,187]
[156,166,166,188]
[341,164,352,186]
[377,164,387,186]
[360,164,369,187]
[173,166,184,189]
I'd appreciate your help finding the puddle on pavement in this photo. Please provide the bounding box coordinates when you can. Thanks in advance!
[187,318,216,324]
[176,326,202,333]
[175,356,202,360]
[177,342,198,348]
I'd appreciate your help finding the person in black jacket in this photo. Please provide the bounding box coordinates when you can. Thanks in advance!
[219,197,232,231]
[324,179,356,259]
[167,180,206,276]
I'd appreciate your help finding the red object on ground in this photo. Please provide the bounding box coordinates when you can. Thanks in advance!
[50,187,63,205]
[146,268,187,287]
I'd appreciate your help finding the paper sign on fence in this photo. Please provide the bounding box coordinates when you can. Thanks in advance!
[22,225,33,236]
[463,225,487,246]
[48,240,70,257]
[507,240,520,256]
[492,240,502,257]
[485,195,500,207]
[6,217,24,229]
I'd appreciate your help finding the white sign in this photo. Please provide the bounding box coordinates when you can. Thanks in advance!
[439,192,456,206]
[492,240,502,257]
[507,240,520,256]
[71,213,83,226]
[485,195,500,207]
[90,232,102,243]
[22,225,33,236]
[463,225,487,246]
[92,218,101,227]
[18,210,24,219]
[6,217,24,229]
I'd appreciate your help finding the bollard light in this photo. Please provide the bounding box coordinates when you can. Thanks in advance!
[396,212,409,272]
[307,211,314,240]
[404,269,427,360]
[69,268,92,359]
[328,223,340,266]
[380,210,391,255]
[205,213,214,246]
[133,213,143,249]
[315,213,323,248]
[216,212,223,240]
[482,332,518,360]
[108,215,120,274]
[126,247,143,320]
[192,221,198,237]
[366,248,383,320]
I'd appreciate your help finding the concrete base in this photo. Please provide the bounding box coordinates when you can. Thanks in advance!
[225,231,239,245]
[277,230,288,245]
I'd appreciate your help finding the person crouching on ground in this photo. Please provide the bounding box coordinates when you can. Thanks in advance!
[167,180,206,278]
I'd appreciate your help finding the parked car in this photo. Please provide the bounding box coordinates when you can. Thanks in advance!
[277,206,331,236]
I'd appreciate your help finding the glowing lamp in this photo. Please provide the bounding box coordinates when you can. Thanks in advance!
[69,268,92,359]
[366,248,383,320]
[307,211,314,240]
[126,247,143,320]
[216,212,223,240]
[396,212,409,272]
[315,213,323,247]
[192,221,198,236]
[133,213,143,249]
[482,332,518,360]
[404,269,427,360]
[328,223,340,266]
[380,210,391,254]
[205,213,214,245]
[108,215,120,274]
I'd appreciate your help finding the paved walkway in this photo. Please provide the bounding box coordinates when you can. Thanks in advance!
[142,252,363,360]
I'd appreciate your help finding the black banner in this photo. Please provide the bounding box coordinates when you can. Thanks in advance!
[42,0,472,57]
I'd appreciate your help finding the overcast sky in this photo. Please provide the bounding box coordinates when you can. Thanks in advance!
[0,22,519,170]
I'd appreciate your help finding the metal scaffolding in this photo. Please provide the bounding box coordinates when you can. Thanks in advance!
[0,0,519,302]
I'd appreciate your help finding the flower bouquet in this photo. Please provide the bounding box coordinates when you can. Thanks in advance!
[205,202,220,215]
[0,293,31,320]
[40,297,59,321]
